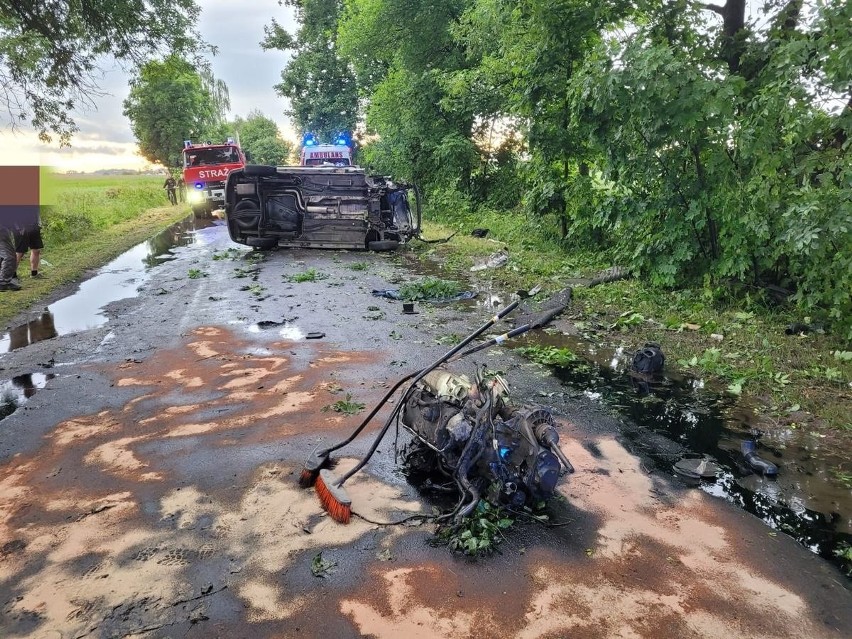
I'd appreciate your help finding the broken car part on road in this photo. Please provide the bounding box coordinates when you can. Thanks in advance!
[301,289,574,525]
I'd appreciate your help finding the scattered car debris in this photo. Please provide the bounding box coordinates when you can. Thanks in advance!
[470,249,509,272]
[674,457,720,483]
[306,332,325,340]
[631,342,665,375]
[402,303,418,314]
[299,292,573,525]
[742,440,779,476]
[785,323,811,335]
[372,289,477,303]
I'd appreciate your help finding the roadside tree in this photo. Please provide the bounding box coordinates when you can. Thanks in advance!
[0,0,204,144]
[123,55,229,168]
[262,0,357,141]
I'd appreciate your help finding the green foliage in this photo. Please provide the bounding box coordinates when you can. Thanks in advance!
[610,311,646,331]
[212,248,243,261]
[263,0,357,139]
[0,1,204,144]
[123,55,227,167]
[187,268,207,279]
[831,468,852,490]
[41,176,165,248]
[835,542,852,576]
[435,500,513,557]
[516,345,579,367]
[397,277,461,301]
[285,268,329,283]
[349,262,369,271]
[321,393,365,415]
[565,1,852,336]
[335,0,852,337]
[242,283,266,299]
[339,0,477,188]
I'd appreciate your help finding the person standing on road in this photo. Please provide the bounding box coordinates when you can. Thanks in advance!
[164,174,178,206]
[0,226,21,291]
[14,220,45,279]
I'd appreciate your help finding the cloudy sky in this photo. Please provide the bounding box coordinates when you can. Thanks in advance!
[0,0,297,171]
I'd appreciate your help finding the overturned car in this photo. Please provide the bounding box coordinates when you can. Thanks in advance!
[224,164,420,251]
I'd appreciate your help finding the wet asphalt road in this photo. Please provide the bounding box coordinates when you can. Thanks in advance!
[1,220,850,638]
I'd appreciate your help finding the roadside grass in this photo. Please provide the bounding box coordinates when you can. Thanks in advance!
[0,174,187,327]
[412,214,852,437]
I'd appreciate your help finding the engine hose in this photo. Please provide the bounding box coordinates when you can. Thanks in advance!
[452,400,492,522]
[320,371,418,457]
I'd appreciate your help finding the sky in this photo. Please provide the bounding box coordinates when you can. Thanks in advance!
[0,0,297,172]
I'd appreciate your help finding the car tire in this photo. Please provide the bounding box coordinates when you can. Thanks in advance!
[246,236,278,250]
[368,240,399,252]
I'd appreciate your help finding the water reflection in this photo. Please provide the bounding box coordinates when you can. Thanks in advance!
[514,331,851,574]
[0,215,213,354]
[0,373,56,421]
[0,310,58,352]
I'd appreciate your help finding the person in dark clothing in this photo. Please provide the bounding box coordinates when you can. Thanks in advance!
[14,223,45,278]
[0,227,21,291]
[164,175,178,205]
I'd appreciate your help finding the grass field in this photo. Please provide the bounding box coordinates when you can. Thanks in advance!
[0,173,188,326]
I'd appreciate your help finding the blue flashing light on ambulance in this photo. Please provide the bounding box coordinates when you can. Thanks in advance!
[299,131,353,167]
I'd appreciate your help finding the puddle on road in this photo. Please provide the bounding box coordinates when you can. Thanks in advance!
[512,330,852,575]
[0,373,57,421]
[0,216,215,354]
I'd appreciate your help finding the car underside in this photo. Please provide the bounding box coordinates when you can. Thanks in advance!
[224,165,420,251]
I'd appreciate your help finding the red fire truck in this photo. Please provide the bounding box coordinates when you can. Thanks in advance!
[182,138,246,216]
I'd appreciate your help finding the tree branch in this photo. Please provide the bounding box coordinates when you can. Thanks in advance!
[698,3,726,16]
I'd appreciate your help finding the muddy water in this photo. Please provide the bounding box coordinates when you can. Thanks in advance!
[0,373,56,420]
[512,329,852,574]
[0,215,214,355]
[0,215,214,421]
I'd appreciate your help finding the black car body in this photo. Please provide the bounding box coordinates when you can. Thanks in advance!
[224,165,420,250]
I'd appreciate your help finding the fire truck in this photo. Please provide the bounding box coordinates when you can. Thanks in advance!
[299,132,353,166]
[182,138,246,216]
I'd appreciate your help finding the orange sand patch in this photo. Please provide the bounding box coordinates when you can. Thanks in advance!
[341,567,478,638]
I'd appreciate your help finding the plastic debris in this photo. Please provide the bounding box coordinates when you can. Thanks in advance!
[470,250,509,272]
[742,440,779,476]
[674,457,720,482]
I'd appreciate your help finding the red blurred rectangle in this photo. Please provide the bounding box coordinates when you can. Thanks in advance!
[0,166,39,205]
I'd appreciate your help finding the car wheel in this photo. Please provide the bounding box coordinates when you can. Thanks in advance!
[368,240,399,252]
[246,236,278,250]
